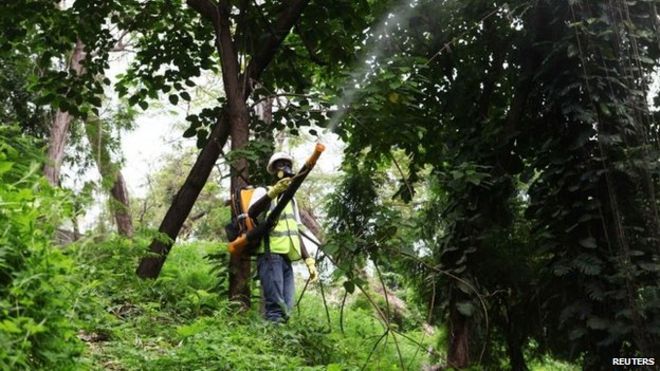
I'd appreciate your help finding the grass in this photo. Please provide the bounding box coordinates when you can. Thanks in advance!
[65,235,581,370]
[70,237,438,370]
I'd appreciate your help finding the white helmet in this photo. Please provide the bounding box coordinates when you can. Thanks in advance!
[267,152,294,174]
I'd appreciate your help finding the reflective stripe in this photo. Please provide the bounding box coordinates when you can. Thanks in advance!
[273,216,297,230]
[256,199,302,260]
[269,229,300,238]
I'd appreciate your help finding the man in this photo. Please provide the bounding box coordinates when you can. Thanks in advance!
[247,152,318,322]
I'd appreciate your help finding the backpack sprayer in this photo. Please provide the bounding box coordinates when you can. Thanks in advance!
[227,143,325,256]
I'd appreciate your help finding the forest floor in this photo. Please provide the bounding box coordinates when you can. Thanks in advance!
[65,236,581,370]
[70,238,439,370]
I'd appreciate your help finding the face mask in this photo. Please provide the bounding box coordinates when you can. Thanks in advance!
[277,164,294,179]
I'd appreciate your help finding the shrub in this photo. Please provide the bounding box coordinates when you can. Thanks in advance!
[0,127,81,369]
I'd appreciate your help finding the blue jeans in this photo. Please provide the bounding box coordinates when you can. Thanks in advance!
[257,253,294,322]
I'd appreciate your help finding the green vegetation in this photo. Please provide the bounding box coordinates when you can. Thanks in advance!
[2,0,659,369]
[0,135,438,371]
[0,137,437,371]
[0,128,80,369]
[71,240,437,370]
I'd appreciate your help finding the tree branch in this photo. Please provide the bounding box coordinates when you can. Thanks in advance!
[186,0,220,25]
[294,22,327,65]
[137,112,231,278]
[215,1,243,103]
[389,151,415,202]
[187,0,242,103]
[243,0,310,97]
[299,206,324,241]
[110,29,132,52]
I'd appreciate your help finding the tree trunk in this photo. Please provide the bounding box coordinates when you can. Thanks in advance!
[256,96,273,124]
[505,308,528,371]
[137,0,310,292]
[137,113,231,278]
[84,118,134,237]
[447,307,470,369]
[110,172,133,236]
[43,39,85,186]
[505,331,528,371]
[44,111,71,186]
[299,206,323,240]
[228,104,252,306]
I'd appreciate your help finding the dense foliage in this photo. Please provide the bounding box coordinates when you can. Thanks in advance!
[0,127,80,369]
[324,0,660,369]
[0,135,437,369]
[1,0,659,369]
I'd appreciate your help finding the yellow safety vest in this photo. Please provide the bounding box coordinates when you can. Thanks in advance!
[257,194,302,261]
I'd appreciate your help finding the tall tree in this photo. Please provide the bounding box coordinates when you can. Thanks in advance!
[130,0,376,306]
[522,1,660,366]
[84,117,134,237]
[133,0,312,306]
[1,1,139,196]
[43,39,86,186]
[323,0,659,368]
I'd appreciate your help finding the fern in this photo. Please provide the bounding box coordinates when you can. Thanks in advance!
[572,254,602,276]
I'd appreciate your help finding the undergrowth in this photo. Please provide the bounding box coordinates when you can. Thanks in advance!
[4,219,577,370]
[69,236,438,370]
[0,128,80,370]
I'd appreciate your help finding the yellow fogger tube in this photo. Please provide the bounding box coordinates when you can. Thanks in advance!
[227,143,325,256]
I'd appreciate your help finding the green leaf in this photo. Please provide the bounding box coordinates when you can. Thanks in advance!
[0,161,13,176]
[0,320,21,333]
[128,95,139,106]
[343,280,355,294]
[599,102,611,116]
[586,317,609,330]
[183,127,197,138]
[169,94,179,105]
[456,280,472,294]
[639,56,655,65]
[456,301,474,316]
[574,254,602,275]
[176,322,205,337]
[638,262,659,272]
[89,96,102,107]
[180,91,191,101]
[579,237,597,248]
[553,263,571,276]
[139,101,149,110]
[196,135,207,149]
[24,320,46,334]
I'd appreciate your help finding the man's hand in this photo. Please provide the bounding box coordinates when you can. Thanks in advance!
[267,178,292,199]
[305,258,318,283]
